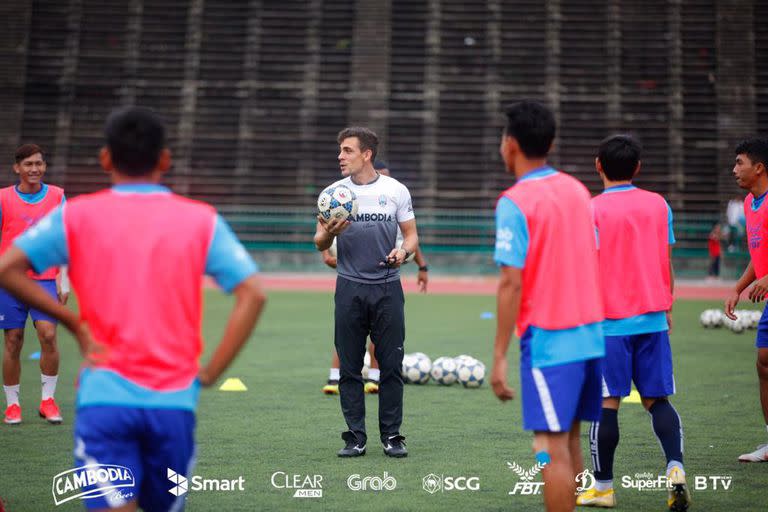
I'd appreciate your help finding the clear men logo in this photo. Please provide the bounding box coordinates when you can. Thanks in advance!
[52,464,135,506]
[508,460,547,495]
[167,469,188,497]
[347,472,397,491]
[167,468,245,496]
[422,473,480,494]
[271,471,323,498]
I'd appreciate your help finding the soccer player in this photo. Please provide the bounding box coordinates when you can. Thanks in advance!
[320,162,428,396]
[0,107,266,511]
[490,100,605,512]
[725,137,768,463]
[314,127,418,458]
[577,135,688,511]
[2,144,69,425]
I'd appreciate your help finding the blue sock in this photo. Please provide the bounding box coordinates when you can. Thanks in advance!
[590,408,619,482]
[649,399,684,465]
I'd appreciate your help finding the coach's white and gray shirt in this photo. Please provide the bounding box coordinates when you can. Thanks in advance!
[333,173,414,284]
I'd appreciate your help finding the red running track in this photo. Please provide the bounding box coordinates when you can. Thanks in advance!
[236,274,734,301]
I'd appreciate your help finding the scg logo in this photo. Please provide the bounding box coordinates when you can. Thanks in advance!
[422,473,480,493]
[347,472,397,491]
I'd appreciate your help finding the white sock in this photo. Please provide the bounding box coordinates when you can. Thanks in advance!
[41,374,58,400]
[595,480,613,491]
[666,460,684,475]
[3,384,20,406]
[367,368,380,381]
[329,368,340,381]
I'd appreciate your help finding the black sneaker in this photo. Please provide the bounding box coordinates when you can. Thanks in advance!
[382,434,407,458]
[337,431,366,457]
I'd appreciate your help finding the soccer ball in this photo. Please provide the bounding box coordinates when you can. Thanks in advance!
[457,359,485,388]
[752,310,763,328]
[700,310,715,328]
[317,185,358,222]
[454,354,477,367]
[731,318,745,334]
[402,354,431,384]
[710,309,724,327]
[430,356,458,385]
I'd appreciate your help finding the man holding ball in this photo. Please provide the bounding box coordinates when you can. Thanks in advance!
[314,127,418,458]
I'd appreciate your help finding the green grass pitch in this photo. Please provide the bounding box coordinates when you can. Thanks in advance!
[0,291,765,511]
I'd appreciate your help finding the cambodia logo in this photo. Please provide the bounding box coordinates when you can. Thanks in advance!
[52,464,135,506]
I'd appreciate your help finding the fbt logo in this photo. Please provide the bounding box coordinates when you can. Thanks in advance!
[271,471,323,498]
[347,472,397,491]
[422,473,480,494]
[694,476,733,491]
[508,459,547,495]
[167,468,245,497]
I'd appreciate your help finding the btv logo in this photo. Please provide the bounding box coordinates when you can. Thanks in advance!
[167,469,188,497]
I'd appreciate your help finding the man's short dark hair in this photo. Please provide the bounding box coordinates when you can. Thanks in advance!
[105,107,165,176]
[15,144,44,163]
[597,134,642,181]
[502,101,556,158]
[735,138,768,168]
[337,127,378,161]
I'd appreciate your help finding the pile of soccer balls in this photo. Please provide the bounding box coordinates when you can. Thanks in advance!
[400,352,485,388]
[699,308,762,334]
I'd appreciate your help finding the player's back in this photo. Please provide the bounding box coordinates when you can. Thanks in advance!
[592,186,673,319]
[502,170,603,333]
[64,187,216,390]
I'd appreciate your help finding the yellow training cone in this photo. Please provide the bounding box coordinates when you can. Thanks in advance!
[219,378,248,392]
[622,389,641,404]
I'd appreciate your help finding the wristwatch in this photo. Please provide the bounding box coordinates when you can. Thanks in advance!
[418,265,429,272]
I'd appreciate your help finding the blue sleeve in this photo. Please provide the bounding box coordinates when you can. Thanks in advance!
[13,206,69,272]
[205,215,258,293]
[494,197,529,268]
[666,202,675,244]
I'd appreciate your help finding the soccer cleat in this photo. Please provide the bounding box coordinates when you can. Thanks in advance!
[576,488,616,508]
[738,443,768,462]
[337,431,366,457]
[3,404,21,425]
[666,466,691,511]
[322,380,339,395]
[382,434,408,458]
[38,398,63,424]
[364,379,379,394]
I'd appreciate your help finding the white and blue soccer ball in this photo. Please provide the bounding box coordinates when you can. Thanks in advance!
[454,354,477,367]
[699,310,716,328]
[430,356,458,385]
[402,354,431,384]
[457,359,485,388]
[317,185,358,222]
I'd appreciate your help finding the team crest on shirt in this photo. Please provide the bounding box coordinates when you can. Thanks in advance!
[749,225,762,249]
[378,195,388,207]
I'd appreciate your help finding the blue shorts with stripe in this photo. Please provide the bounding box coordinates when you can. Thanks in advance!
[73,406,195,511]
[0,279,58,328]
[602,331,675,398]
[756,308,768,348]
[519,330,603,432]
